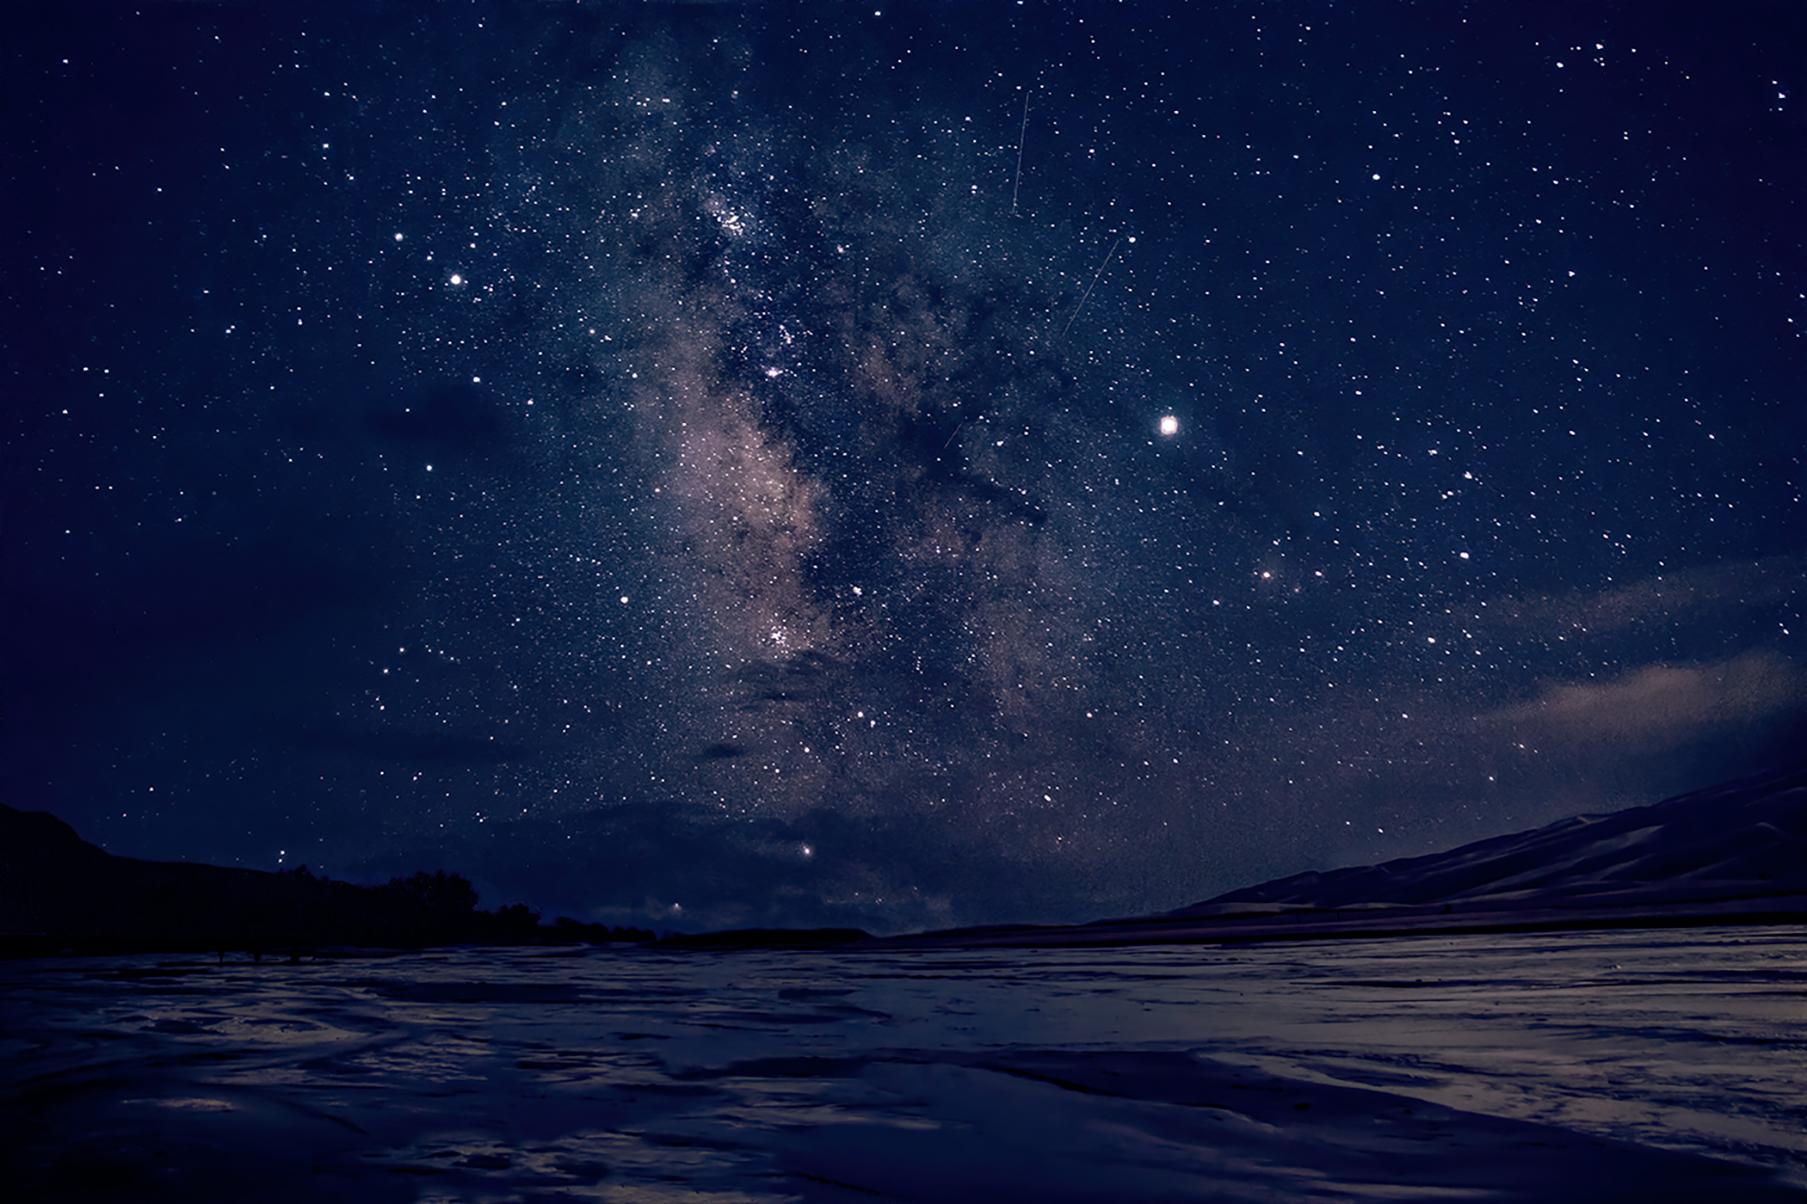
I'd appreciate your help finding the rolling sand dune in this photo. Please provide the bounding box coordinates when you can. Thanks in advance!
[890,768,1807,950]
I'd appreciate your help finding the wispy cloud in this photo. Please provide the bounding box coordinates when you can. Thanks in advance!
[1469,553,1802,637]
[1483,650,1806,749]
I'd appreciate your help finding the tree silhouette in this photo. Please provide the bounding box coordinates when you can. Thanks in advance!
[386,870,479,916]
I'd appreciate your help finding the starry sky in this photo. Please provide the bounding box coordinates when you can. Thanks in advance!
[5,3,1803,933]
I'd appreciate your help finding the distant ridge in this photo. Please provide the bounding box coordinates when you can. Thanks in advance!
[1189,766,1807,913]
[885,767,1807,950]
[6,768,1804,956]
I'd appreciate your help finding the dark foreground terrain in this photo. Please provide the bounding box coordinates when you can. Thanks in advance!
[0,805,652,956]
[3,927,1804,1202]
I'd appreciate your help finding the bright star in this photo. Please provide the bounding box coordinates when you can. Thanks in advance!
[1159,415,1179,437]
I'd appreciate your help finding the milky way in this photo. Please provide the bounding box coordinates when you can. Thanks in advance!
[6,4,1803,931]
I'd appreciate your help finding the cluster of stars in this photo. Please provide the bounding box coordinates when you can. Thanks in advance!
[8,2,1799,931]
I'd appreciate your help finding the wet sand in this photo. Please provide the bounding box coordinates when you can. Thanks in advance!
[3,926,1804,1201]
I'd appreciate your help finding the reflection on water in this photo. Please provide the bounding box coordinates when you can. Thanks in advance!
[3,927,1804,1201]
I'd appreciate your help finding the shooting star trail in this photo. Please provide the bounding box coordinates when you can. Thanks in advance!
[1011,90,1031,215]
[941,414,986,453]
[1059,237,1122,339]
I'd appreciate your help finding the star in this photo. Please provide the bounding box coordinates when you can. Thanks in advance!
[13,0,1794,941]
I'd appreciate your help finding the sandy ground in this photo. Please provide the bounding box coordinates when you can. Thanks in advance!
[3,926,1804,1201]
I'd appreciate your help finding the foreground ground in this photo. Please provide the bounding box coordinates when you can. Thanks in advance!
[2,927,1804,1201]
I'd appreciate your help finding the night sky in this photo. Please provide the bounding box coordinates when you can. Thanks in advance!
[5,3,1803,933]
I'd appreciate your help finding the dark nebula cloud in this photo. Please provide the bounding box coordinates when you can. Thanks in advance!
[4,3,1802,931]
[297,727,535,768]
